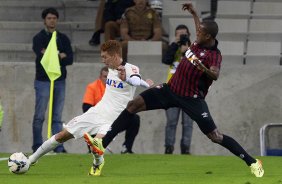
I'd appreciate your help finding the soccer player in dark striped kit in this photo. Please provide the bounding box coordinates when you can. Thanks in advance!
[86,2,264,177]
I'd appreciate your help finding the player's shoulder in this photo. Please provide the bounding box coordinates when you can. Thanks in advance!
[125,62,137,68]
[125,62,139,69]
[124,62,140,75]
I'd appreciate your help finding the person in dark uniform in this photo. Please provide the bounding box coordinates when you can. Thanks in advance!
[120,0,162,61]
[86,2,264,178]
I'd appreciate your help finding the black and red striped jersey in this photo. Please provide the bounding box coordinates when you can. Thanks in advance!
[167,40,222,98]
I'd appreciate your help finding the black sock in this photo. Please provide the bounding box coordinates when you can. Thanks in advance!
[123,114,140,151]
[220,135,256,166]
[102,109,134,148]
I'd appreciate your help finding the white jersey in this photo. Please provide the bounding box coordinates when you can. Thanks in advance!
[65,63,140,138]
[88,62,139,123]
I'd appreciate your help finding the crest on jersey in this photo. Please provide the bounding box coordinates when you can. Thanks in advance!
[147,13,153,19]
[185,49,201,66]
[200,51,205,57]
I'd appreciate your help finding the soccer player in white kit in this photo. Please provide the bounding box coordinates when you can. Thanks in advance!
[28,40,154,175]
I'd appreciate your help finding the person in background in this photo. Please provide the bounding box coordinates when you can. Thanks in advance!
[82,66,140,154]
[89,0,134,46]
[162,24,193,154]
[32,7,73,153]
[120,0,162,62]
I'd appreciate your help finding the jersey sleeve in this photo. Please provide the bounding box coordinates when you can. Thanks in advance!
[125,63,141,79]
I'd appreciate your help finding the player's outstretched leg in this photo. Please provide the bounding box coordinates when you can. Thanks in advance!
[28,129,73,166]
[28,135,60,165]
[217,134,264,177]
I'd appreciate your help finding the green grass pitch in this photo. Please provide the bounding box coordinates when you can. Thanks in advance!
[0,153,281,184]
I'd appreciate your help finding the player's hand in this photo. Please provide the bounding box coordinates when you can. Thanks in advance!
[145,79,154,87]
[186,53,206,72]
[182,2,197,15]
[193,59,206,72]
[117,65,126,81]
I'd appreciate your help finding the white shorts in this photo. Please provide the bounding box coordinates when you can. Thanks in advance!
[64,113,112,139]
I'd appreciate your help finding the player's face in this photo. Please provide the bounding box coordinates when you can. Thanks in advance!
[196,24,210,45]
[44,13,58,30]
[101,51,119,69]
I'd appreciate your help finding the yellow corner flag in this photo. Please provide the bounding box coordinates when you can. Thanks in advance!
[41,31,61,81]
[40,31,62,139]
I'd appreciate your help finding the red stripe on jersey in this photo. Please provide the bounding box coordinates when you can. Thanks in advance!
[168,41,222,98]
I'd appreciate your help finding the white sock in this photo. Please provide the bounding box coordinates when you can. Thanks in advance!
[29,135,60,163]
[93,153,104,166]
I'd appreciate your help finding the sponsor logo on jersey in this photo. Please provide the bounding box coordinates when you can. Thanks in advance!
[106,79,124,88]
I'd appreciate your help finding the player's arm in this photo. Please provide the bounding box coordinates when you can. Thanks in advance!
[186,49,220,80]
[193,59,219,80]
[182,3,201,39]
[117,65,154,88]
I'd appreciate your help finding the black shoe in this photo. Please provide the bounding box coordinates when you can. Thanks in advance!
[121,145,134,154]
[89,31,101,46]
[181,146,190,155]
[165,146,174,154]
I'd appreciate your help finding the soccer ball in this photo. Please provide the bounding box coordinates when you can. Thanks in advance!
[8,152,30,174]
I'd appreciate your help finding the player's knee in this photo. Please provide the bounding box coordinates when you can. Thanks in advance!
[207,130,223,144]
[127,100,135,110]
[55,132,65,143]
[126,96,145,113]
[55,130,73,143]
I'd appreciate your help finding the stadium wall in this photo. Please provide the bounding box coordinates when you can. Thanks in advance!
[0,59,281,156]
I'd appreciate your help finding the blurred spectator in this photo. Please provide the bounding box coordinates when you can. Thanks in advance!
[32,7,73,153]
[162,24,193,154]
[89,0,134,46]
[120,0,163,61]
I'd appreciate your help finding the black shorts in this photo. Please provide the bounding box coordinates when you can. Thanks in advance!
[140,83,217,134]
